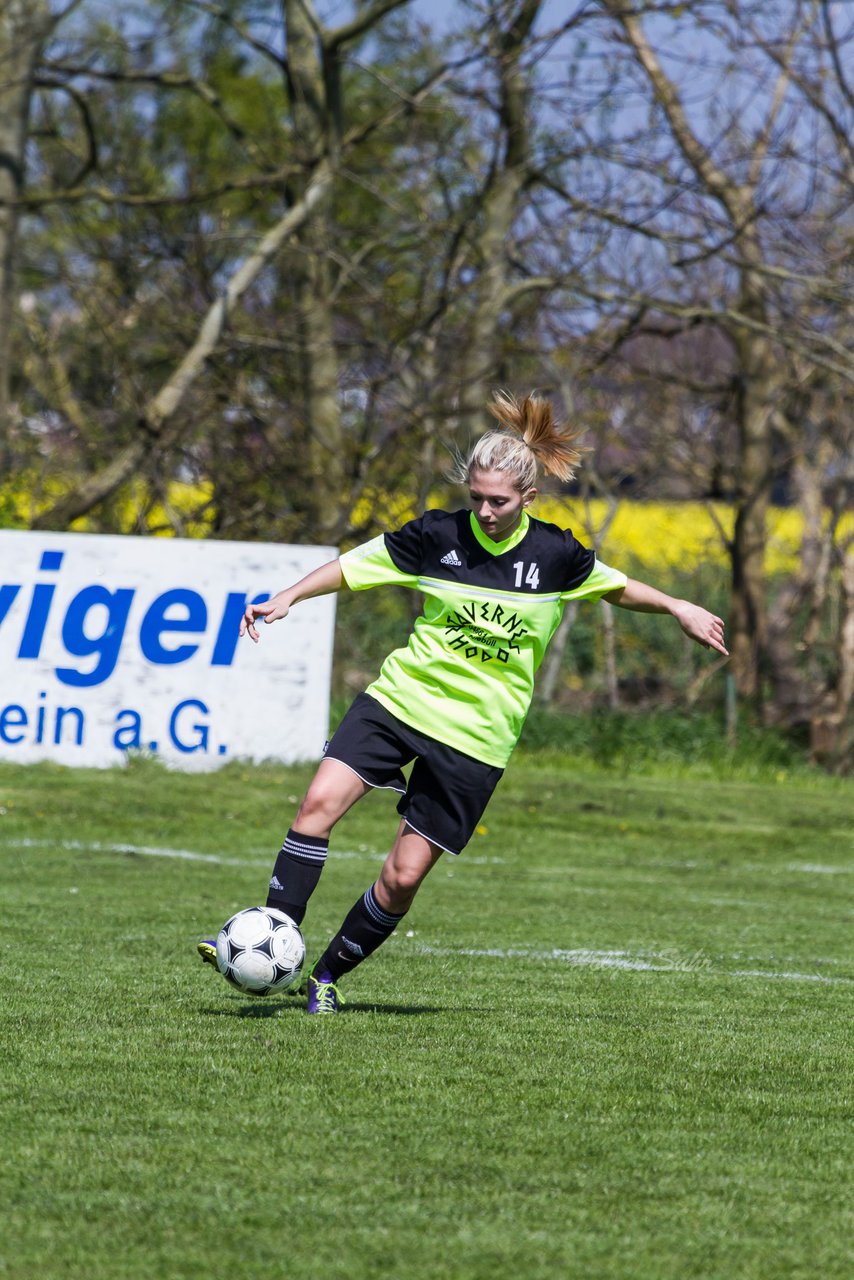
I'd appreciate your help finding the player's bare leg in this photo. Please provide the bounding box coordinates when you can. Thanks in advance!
[292,757,374,837]
[374,821,444,914]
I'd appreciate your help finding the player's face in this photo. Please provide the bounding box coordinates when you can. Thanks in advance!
[468,468,536,541]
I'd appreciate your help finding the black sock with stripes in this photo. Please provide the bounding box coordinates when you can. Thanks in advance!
[315,882,406,982]
[265,828,329,925]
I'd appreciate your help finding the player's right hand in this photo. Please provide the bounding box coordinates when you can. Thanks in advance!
[240,594,290,643]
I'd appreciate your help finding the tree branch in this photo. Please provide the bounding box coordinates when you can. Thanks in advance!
[575,283,854,383]
[181,0,288,71]
[324,0,413,55]
[600,0,749,225]
[33,74,99,185]
[31,159,333,529]
[41,61,277,171]
[4,165,301,210]
[822,0,854,112]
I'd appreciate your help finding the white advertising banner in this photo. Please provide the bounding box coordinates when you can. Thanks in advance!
[0,531,337,770]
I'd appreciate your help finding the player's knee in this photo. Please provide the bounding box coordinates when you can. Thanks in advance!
[294,780,341,830]
[378,862,423,907]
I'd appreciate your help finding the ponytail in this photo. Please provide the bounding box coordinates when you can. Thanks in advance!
[453,391,586,491]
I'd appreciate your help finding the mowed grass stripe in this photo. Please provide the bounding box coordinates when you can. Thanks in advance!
[1,758,852,1280]
[5,831,849,985]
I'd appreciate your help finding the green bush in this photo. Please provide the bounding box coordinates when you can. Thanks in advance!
[516,706,811,778]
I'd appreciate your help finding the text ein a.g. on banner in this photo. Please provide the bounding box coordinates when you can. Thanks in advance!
[0,531,336,770]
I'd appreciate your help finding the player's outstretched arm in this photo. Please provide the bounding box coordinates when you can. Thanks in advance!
[603,578,729,656]
[241,558,344,642]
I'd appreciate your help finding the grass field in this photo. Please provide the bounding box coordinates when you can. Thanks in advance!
[1,756,852,1280]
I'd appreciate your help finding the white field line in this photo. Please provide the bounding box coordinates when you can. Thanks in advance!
[409,943,854,986]
[5,836,270,867]
[4,838,850,985]
[3,837,846,876]
[785,863,852,875]
[0,837,504,867]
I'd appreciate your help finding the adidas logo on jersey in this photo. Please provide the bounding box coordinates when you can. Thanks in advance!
[440,549,462,567]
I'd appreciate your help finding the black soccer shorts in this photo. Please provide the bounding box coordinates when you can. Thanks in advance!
[323,692,504,855]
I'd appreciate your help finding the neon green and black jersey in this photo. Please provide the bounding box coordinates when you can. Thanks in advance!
[339,508,627,768]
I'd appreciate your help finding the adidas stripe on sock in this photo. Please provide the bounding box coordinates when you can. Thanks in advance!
[317,882,406,981]
[266,828,328,925]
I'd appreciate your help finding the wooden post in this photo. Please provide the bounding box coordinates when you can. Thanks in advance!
[725,672,738,751]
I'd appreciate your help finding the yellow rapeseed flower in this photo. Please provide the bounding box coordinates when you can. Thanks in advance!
[3,477,849,574]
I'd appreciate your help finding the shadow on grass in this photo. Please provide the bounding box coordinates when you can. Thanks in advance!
[338,1001,467,1016]
[202,1002,303,1018]
[201,1001,481,1017]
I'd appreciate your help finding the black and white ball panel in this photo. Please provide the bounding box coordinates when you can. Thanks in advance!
[215,906,305,997]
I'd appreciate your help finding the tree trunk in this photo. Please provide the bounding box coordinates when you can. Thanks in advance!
[283,0,346,543]
[600,2,786,706]
[834,547,854,768]
[537,601,578,705]
[809,544,854,770]
[0,0,51,471]
[601,601,620,710]
[764,441,835,726]
[456,0,541,437]
[728,309,778,700]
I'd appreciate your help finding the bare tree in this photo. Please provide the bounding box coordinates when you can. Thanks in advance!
[31,161,334,529]
[577,1,854,707]
[17,0,462,534]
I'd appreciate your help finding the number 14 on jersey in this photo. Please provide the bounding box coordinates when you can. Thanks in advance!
[513,561,540,590]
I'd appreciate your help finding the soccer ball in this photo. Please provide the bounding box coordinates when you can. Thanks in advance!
[215,906,305,997]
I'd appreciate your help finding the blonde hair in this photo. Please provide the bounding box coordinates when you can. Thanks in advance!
[454,391,586,491]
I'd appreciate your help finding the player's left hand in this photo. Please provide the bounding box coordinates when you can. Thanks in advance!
[673,603,729,656]
[240,593,290,642]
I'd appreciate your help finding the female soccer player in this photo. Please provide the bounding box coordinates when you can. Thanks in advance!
[199,392,728,1013]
